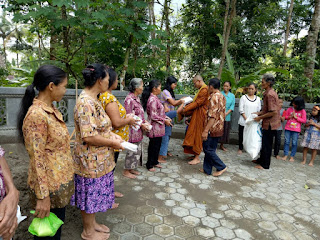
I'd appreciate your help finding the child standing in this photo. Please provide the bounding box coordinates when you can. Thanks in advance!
[282,96,307,162]
[301,105,320,166]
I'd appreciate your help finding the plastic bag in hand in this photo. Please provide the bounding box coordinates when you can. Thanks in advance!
[28,210,64,237]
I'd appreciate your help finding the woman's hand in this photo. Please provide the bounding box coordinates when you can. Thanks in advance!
[0,188,19,238]
[309,119,315,126]
[127,115,139,126]
[112,139,124,150]
[141,123,150,132]
[165,118,172,127]
[34,196,50,219]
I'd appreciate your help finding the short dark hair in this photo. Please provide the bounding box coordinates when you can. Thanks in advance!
[263,73,275,87]
[208,78,220,89]
[107,67,118,89]
[291,96,305,111]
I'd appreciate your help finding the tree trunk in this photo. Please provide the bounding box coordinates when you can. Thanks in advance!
[119,34,133,91]
[49,32,57,60]
[37,32,42,59]
[217,0,236,79]
[2,37,6,65]
[16,52,18,67]
[148,0,156,56]
[164,0,171,72]
[304,0,320,87]
[132,43,138,78]
[283,0,294,57]
[221,0,230,48]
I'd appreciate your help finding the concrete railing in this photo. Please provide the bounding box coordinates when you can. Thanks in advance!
[0,87,316,144]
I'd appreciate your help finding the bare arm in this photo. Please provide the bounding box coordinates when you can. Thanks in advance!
[167,98,184,107]
[83,135,124,149]
[254,111,277,122]
[105,102,136,128]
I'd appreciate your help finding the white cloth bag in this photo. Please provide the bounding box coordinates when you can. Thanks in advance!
[243,114,262,159]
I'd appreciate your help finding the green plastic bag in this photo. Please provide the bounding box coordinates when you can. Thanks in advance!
[28,210,64,237]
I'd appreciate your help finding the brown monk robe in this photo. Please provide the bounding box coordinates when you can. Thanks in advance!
[182,75,209,165]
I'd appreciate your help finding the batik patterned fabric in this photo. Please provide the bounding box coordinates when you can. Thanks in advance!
[207,91,226,137]
[301,118,320,150]
[73,91,115,179]
[23,99,74,208]
[124,142,143,169]
[146,93,166,138]
[0,147,6,202]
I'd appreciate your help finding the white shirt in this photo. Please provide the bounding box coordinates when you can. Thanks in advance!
[238,94,261,126]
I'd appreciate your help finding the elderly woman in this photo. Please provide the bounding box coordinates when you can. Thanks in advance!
[72,64,123,240]
[18,65,74,240]
[123,78,150,178]
[0,147,19,240]
[99,68,137,191]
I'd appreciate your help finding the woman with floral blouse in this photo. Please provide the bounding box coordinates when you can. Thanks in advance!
[123,78,151,178]
[17,65,74,240]
[141,80,172,172]
[71,64,123,240]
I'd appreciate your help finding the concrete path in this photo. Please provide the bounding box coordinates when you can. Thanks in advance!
[3,139,320,239]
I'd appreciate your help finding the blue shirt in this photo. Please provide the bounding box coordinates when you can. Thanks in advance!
[222,91,235,122]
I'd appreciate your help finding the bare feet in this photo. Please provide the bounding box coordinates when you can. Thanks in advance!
[237,149,242,155]
[188,157,200,165]
[154,164,162,168]
[81,230,110,240]
[187,155,196,160]
[220,145,227,151]
[148,168,155,172]
[199,169,208,175]
[167,152,173,157]
[301,161,306,165]
[289,157,295,162]
[276,155,281,160]
[213,167,227,177]
[123,170,136,179]
[254,165,264,169]
[114,192,123,198]
[158,156,167,163]
[111,203,119,209]
[129,169,140,175]
[94,221,110,233]
[252,160,259,164]
[308,163,314,167]
[282,156,288,161]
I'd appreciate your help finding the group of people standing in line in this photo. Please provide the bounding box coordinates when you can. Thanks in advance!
[0,64,319,240]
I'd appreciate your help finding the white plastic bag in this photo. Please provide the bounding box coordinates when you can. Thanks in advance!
[243,114,262,159]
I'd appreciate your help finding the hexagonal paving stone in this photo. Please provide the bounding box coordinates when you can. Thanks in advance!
[198,184,210,190]
[126,213,144,225]
[276,213,295,223]
[165,187,177,194]
[120,233,140,240]
[261,205,278,214]
[154,224,174,237]
[165,200,176,207]
[144,235,164,240]
[258,221,278,231]
[162,177,174,183]
[175,225,194,238]
[136,206,153,216]
[177,188,188,194]
[170,193,186,202]
[274,230,296,240]
[180,201,196,209]
[164,215,183,226]
[155,207,171,216]
[145,214,163,226]
[155,192,170,200]
[234,229,253,239]
[196,227,215,238]
[245,204,262,213]
[259,211,279,221]
[183,216,200,226]
[276,221,297,232]
[113,222,132,235]
[166,236,184,240]
[172,206,189,217]
[169,182,182,188]
[209,212,224,219]
[133,223,153,236]
[294,231,315,240]
[190,208,207,218]
[189,179,202,184]
[105,213,125,223]
[220,219,238,229]
[242,210,260,220]
[225,210,242,219]
[201,216,220,228]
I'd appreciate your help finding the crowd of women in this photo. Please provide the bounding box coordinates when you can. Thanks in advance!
[0,64,319,240]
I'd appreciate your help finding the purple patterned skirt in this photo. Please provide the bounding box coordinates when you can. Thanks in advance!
[70,171,115,214]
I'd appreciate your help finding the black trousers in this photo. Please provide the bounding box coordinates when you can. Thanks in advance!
[238,125,244,150]
[273,130,282,156]
[257,126,277,169]
[34,207,66,240]
[147,137,162,169]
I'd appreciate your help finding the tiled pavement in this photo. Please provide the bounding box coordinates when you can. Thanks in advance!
[92,138,320,240]
[3,138,320,239]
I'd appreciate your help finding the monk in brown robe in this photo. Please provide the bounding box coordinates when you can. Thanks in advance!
[182,75,209,165]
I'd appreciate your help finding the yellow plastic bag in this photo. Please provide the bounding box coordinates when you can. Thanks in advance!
[28,211,64,237]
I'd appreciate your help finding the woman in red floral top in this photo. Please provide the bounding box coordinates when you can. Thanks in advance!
[141,80,172,172]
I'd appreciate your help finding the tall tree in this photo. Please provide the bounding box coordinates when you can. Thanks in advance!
[304,0,320,87]
[0,12,14,65]
[217,0,236,79]
[283,0,295,57]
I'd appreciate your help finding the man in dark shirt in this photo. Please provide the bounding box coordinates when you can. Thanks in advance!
[253,74,281,169]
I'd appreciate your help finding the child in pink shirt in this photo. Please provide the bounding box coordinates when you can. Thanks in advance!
[282,96,307,162]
